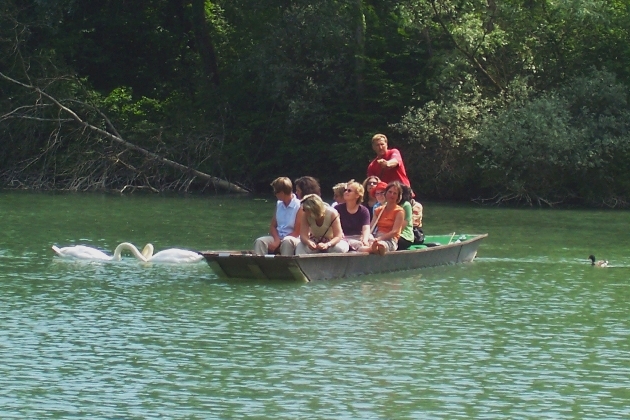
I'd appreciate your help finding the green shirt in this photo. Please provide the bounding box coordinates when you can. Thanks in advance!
[400,201,414,242]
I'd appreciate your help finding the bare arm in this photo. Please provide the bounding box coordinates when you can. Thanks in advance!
[377,211,404,241]
[287,208,302,238]
[269,215,280,241]
[378,149,402,169]
[267,214,281,253]
[378,158,399,169]
[329,212,344,247]
[360,224,371,245]
[299,210,316,249]
[317,211,343,250]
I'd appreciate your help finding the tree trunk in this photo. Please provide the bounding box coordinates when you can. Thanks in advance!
[353,0,366,110]
[190,0,220,86]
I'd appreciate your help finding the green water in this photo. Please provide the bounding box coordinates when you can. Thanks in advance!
[1,191,629,418]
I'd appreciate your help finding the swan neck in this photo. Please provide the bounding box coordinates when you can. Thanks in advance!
[142,244,154,259]
[113,242,147,262]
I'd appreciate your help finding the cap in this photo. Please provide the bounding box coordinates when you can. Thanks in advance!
[370,181,388,198]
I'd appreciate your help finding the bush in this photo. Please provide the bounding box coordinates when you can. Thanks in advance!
[476,69,630,206]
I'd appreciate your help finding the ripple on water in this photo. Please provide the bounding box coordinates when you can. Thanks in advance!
[2,212,630,417]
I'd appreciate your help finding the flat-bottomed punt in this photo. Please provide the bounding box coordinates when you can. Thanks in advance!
[201,233,487,281]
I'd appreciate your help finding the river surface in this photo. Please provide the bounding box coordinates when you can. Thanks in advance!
[1,191,629,419]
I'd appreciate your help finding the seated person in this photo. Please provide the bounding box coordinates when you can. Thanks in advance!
[357,182,405,255]
[294,176,322,239]
[362,176,380,219]
[331,182,346,207]
[410,189,424,244]
[371,181,388,215]
[253,177,301,256]
[337,180,371,251]
[296,194,349,255]
[396,184,415,250]
[294,176,321,199]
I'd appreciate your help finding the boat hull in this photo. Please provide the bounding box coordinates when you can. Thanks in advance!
[201,233,487,282]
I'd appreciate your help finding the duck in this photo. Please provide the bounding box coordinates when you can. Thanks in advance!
[52,242,147,262]
[588,255,608,267]
[140,243,204,263]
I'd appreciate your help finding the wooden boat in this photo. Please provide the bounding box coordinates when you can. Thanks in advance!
[201,233,487,282]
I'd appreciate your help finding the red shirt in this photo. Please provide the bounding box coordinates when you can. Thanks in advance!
[367,148,410,186]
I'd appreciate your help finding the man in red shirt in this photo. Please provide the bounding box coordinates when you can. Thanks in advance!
[366,134,411,186]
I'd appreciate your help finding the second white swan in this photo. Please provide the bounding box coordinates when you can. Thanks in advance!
[141,243,204,263]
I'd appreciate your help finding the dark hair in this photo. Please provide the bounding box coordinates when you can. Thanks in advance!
[385,181,403,204]
[294,176,321,198]
[400,184,412,205]
[362,176,380,204]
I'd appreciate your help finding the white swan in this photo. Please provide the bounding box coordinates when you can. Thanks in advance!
[141,243,204,263]
[52,242,148,262]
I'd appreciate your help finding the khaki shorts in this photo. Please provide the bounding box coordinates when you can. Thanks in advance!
[377,238,398,252]
[373,230,398,251]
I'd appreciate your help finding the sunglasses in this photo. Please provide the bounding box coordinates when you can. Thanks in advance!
[344,188,354,193]
[375,191,385,196]
[368,181,378,185]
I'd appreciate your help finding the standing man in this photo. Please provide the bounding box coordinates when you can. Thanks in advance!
[253,177,301,256]
[366,133,411,187]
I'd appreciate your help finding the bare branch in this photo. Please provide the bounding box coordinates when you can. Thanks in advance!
[0,71,250,193]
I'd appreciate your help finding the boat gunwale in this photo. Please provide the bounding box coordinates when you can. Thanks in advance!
[200,233,488,260]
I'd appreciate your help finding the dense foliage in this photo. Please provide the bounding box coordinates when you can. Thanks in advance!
[1,0,629,205]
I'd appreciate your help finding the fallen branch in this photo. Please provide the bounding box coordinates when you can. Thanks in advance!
[0,71,250,193]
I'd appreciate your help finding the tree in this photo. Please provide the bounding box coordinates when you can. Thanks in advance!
[476,70,630,206]
[393,0,630,204]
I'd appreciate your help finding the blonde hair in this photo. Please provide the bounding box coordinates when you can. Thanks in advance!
[371,133,388,144]
[332,183,346,196]
[346,179,364,204]
[300,194,326,219]
[270,177,292,195]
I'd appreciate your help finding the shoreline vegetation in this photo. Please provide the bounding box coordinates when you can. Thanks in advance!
[1,1,630,207]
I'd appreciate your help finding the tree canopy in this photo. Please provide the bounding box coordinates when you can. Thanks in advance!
[1,0,629,206]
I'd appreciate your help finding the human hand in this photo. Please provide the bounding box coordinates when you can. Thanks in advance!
[377,158,388,168]
[268,239,281,253]
[307,240,318,250]
[316,242,329,251]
